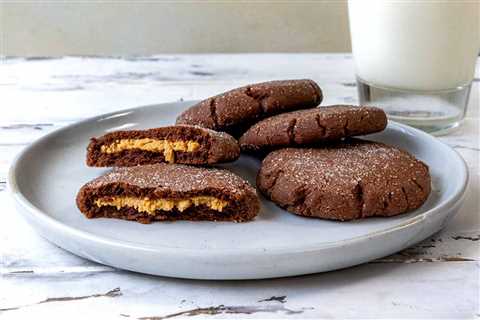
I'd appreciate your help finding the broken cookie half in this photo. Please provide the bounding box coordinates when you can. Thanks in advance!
[76,163,260,223]
[86,125,240,167]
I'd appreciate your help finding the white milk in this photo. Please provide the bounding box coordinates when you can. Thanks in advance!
[348,0,480,91]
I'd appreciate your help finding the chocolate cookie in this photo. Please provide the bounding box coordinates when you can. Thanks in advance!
[257,139,430,221]
[240,106,387,152]
[175,79,322,136]
[77,163,260,223]
[86,125,240,167]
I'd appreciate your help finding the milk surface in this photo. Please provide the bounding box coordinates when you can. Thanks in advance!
[348,0,480,91]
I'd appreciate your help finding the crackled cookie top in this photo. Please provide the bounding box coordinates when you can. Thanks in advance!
[176,79,322,136]
[240,105,387,152]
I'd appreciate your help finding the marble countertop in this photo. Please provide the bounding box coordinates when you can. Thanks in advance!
[0,54,478,319]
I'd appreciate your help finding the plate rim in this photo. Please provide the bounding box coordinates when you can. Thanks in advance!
[7,101,470,255]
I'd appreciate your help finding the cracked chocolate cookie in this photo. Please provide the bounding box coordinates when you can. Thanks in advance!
[175,79,322,136]
[240,106,387,152]
[86,125,240,167]
[257,139,431,221]
[77,163,260,223]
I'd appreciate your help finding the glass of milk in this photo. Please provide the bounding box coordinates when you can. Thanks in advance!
[348,0,479,134]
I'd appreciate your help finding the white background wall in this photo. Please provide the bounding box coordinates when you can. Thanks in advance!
[0,1,351,56]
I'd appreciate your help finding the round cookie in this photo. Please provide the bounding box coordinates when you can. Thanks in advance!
[257,139,431,221]
[176,79,322,137]
[240,106,387,152]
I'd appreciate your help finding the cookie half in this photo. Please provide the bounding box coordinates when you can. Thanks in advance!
[176,79,322,136]
[240,106,387,152]
[86,125,240,167]
[77,163,260,223]
[257,139,430,221]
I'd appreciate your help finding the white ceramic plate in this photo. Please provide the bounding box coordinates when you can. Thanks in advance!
[8,101,468,280]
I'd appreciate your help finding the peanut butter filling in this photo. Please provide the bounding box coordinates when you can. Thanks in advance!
[94,196,228,214]
[100,139,201,163]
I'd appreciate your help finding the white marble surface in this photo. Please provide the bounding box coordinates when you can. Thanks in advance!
[0,54,479,319]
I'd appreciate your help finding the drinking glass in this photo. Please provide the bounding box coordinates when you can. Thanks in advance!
[348,0,479,135]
